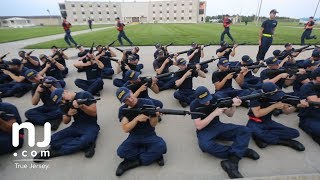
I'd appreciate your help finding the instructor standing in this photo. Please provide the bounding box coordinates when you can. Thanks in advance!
[256,9,278,61]
[115,17,133,46]
[62,17,78,48]
[220,14,235,42]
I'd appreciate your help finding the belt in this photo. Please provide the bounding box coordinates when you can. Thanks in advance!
[262,34,272,37]
[249,116,262,123]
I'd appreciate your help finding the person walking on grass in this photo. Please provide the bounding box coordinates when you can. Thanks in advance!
[62,16,78,48]
[115,17,133,46]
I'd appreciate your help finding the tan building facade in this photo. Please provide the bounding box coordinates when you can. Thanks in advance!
[59,0,206,25]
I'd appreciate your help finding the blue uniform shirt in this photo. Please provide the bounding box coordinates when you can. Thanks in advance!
[124,81,149,98]
[174,69,198,90]
[211,70,236,90]
[84,63,102,80]
[23,56,41,72]
[41,63,64,80]
[97,51,113,69]
[261,19,277,35]
[298,82,320,117]
[118,98,155,135]
[260,68,285,89]
[72,91,98,126]
[31,77,62,106]
[187,49,201,64]
[153,57,173,74]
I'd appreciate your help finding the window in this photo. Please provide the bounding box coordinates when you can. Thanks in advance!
[107,18,110,21]
[167,17,169,20]
[99,11,101,14]
[106,11,109,14]
[113,5,116,8]
[153,17,155,20]
[89,4,92,7]
[71,4,75,7]
[182,3,184,6]
[114,11,117,14]
[160,17,162,20]
[167,10,169,13]
[153,4,155,7]
[74,19,77,22]
[106,4,108,7]
[81,4,83,7]
[182,10,184,13]
[174,3,177,6]
[99,18,102,21]
[159,4,162,7]
[189,10,192,13]
[83,18,86,22]
[174,17,176,20]
[189,2,192,5]
[174,10,177,13]
[97,4,101,7]
[189,17,192,20]
[160,11,162,13]
[181,17,184,20]
[73,12,76,15]
[90,12,93,14]
[82,12,85,15]
[167,3,170,6]
[153,11,155,14]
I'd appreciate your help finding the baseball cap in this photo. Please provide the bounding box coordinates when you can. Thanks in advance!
[262,82,285,101]
[176,58,187,65]
[51,46,58,49]
[310,16,314,19]
[218,58,230,66]
[265,57,280,65]
[155,43,161,49]
[312,50,320,58]
[116,87,131,103]
[127,55,136,61]
[76,44,83,49]
[241,55,254,64]
[312,67,320,78]
[273,50,281,57]
[39,54,47,60]
[124,70,140,81]
[220,41,228,46]
[195,86,213,104]
[270,9,279,14]
[51,88,64,104]
[284,43,292,47]
[7,58,22,66]
[24,69,38,79]
[191,42,197,47]
[302,59,320,68]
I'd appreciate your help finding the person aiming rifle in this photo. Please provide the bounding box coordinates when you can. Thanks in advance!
[187,42,212,73]
[51,46,69,77]
[18,50,41,72]
[38,54,66,87]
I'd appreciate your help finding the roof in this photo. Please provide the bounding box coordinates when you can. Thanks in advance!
[0,15,61,20]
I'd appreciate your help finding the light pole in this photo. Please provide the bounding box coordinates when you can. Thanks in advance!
[47,9,51,25]
[314,0,320,17]
[256,0,263,26]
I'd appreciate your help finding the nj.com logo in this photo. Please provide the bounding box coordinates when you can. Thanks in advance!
[12,122,51,158]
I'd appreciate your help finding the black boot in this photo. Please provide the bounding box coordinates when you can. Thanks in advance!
[116,159,141,176]
[49,119,62,131]
[311,135,320,145]
[179,101,188,108]
[244,148,260,160]
[277,139,305,151]
[157,155,164,166]
[33,148,61,163]
[84,143,96,158]
[221,157,243,179]
[253,137,268,148]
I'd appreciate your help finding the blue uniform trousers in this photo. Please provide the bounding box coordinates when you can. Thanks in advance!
[197,122,251,159]
[174,89,196,105]
[113,78,126,87]
[117,133,167,165]
[118,30,133,46]
[247,119,299,144]
[0,132,23,155]
[25,106,63,125]
[50,124,100,155]
[214,87,252,99]
[299,112,320,140]
[0,82,32,97]
[101,67,114,77]
[75,78,104,95]
[256,36,273,61]
[64,29,77,46]
[157,75,177,91]
[241,77,263,90]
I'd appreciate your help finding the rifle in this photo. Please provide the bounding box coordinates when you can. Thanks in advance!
[107,39,118,47]
[164,48,199,59]
[0,52,10,60]
[164,42,173,48]
[218,64,267,76]
[39,78,60,89]
[89,42,95,54]
[0,63,9,71]
[109,57,137,70]
[51,48,68,58]
[272,95,320,107]
[196,91,277,111]
[0,111,15,119]
[278,45,312,59]
[26,50,34,56]
[225,42,246,49]
[114,47,124,53]
[122,104,205,117]
[59,98,101,114]
[265,68,300,77]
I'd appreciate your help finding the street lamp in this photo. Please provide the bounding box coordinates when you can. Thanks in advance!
[47,9,51,25]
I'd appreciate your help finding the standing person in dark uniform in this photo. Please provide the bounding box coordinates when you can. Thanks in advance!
[246,82,305,151]
[115,87,166,176]
[34,88,100,162]
[73,53,104,96]
[301,16,317,45]
[62,16,78,47]
[95,45,116,79]
[256,9,278,61]
[115,17,133,46]
[216,41,238,60]
[88,18,93,31]
[0,100,24,155]
[173,58,206,107]
[24,70,63,131]
[18,51,41,72]
[220,14,235,42]
[51,46,69,77]
[298,68,320,144]
[190,86,259,179]
[187,43,208,73]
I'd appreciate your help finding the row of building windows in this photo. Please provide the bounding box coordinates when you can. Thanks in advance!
[153,10,192,14]
[74,11,117,15]
[71,4,118,8]
[74,18,111,22]
[153,17,192,20]
[152,2,192,7]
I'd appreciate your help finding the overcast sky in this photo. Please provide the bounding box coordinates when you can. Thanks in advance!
[0,0,318,19]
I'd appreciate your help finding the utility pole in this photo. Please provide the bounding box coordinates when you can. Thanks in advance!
[314,0,320,17]
[256,0,263,26]
[47,9,51,25]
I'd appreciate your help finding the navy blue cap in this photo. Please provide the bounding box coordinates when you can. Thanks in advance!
[312,67,320,78]
[273,50,281,57]
[302,59,320,68]
[176,58,187,65]
[124,70,140,81]
[218,58,230,66]
[262,82,285,101]
[195,86,213,104]
[24,69,38,79]
[265,57,280,65]
[7,58,22,65]
[51,88,64,104]
[312,50,320,58]
[284,43,292,47]
[241,55,253,64]
[116,87,131,103]
[220,41,228,46]
[270,9,279,14]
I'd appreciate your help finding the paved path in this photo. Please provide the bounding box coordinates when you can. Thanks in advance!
[0,32,319,180]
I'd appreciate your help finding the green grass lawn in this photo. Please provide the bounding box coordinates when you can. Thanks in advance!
[0,24,110,43]
[25,22,319,49]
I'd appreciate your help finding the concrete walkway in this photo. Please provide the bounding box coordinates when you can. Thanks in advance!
[0,32,319,180]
